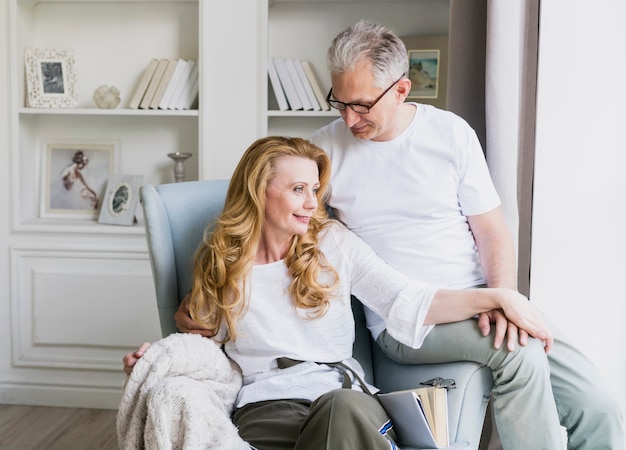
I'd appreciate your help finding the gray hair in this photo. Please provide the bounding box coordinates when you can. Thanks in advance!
[327,20,408,88]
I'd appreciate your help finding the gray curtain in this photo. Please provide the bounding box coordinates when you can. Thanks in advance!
[447,0,539,297]
[447,3,540,447]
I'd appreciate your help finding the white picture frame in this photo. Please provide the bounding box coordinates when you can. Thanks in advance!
[24,48,79,108]
[40,140,120,219]
[98,174,144,226]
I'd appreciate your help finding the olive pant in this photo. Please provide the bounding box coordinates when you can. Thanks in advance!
[232,389,398,450]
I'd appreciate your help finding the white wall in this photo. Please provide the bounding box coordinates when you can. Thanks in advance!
[532,0,626,429]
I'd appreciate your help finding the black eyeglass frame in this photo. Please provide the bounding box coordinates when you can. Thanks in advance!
[325,76,404,114]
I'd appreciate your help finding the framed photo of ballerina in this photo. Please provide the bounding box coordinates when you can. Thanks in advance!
[39,140,120,219]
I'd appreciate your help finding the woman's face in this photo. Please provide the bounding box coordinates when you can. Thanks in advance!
[263,156,320,241]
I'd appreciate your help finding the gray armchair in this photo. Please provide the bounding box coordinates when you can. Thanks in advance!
[140,179,493,450]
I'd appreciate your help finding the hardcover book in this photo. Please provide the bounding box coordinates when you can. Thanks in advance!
[301,60,330,111]
[267,57,289,111]
[149,59,178,109]
[273,58,303,111]
[286,58,313,110]
[139,58,169,109]
[128,59,158,109]
[378,386,449,448]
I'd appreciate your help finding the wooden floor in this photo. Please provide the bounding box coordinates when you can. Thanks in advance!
[0,405,118,450]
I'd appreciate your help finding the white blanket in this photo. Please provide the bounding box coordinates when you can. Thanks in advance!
[117,333,249,449]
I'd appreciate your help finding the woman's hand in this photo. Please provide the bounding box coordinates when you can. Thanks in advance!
[496,289,553,353]
[122,342,151,375]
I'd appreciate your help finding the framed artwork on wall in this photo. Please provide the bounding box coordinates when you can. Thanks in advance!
[401,35,448,110]
[407,49,441,99]
[39,140,119,219]
[98,174,144,226]
[24,48,79,108]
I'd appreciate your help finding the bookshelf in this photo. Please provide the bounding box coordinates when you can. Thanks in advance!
[200,0,450,180]
[263,0,450,142]
[10,0,200,234]
[3,0,199,409]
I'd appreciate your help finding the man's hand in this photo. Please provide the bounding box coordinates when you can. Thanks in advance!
[174,292,215,337]
[477,310,529,352]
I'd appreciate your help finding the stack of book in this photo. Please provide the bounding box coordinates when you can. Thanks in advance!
[268,58,330,112]
[377,385,449,448]
[128,58,199,110]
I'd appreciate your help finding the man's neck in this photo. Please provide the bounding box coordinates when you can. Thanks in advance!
[372,103,417,142]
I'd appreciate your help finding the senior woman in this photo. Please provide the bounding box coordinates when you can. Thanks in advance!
[123,136,551,449]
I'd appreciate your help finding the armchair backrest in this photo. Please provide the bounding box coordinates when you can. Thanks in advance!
[139,180,373,381]
[140,180,229,336]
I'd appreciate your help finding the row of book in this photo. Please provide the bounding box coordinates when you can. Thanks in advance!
[128,58,199,110]
[268,58,330,112]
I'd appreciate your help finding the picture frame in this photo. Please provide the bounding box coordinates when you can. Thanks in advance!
[98,174,144,226]
[40,140,119,219]
[407,49,441,99]
[401,34,449,109]
[24,48,79,108]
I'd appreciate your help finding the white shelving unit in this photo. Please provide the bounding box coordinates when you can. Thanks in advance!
[262,0,450,138]
[3,0,200,409]
[0,0,450,409]
[200,0,450,180]
[10,0,200,234]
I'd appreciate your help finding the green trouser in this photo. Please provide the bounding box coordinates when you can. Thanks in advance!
[377,316,624,450]
[232,389,398,450]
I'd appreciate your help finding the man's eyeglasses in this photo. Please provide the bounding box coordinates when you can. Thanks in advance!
[325,76,403,114]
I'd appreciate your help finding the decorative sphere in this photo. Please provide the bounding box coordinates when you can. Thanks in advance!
[93,85,121,109]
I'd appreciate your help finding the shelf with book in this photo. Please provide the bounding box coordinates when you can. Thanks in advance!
[10,0,200,234]
[18,108,199,117]
[262,0,450,138]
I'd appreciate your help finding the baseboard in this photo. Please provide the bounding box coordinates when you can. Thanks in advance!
[0,382,122,410]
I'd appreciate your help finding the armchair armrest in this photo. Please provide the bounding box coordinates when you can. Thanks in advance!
[372,344,493,449]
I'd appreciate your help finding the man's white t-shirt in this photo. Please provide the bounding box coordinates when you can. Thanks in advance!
[310,103,501,339]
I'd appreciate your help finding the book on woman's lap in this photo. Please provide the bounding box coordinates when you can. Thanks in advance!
[378,385,449,448]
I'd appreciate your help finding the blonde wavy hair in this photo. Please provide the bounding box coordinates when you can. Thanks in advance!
[188,136,339,342]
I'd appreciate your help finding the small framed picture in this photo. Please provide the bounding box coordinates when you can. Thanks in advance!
[24,48,79,108]
[407,49,441,100]
[40,140,119,219]
[98,174,144,226]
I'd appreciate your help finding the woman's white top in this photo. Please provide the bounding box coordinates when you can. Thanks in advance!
[214,222,439,408]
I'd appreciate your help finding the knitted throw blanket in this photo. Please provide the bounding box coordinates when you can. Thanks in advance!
[116,333,249,449]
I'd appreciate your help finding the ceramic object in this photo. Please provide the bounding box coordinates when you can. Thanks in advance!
[93,85,121,109]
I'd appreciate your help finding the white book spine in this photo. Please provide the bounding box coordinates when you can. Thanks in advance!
[175,61,198,110]
[286,58,312,110]
[301,60,330,111]
[159,59,187,109]
[149,59,178,109]
[273,58,303,111]
[267,57,289,111]
[179,66,200,110]
[167,60,195,110]
[293,59,321,111]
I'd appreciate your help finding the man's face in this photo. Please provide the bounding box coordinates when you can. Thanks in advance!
[330,60,405,142]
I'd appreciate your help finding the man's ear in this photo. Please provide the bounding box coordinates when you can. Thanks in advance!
[395,77,411,102]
